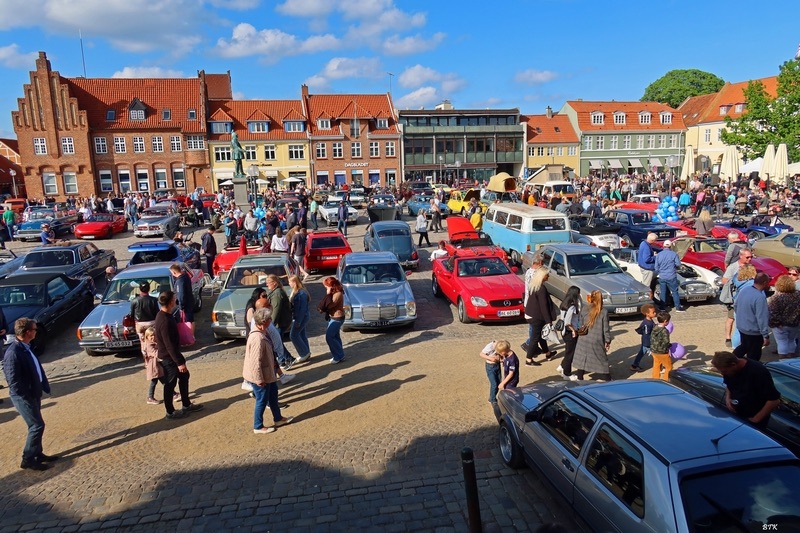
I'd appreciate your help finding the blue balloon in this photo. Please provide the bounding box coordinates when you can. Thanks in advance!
[667,216,676,222]
[668,206,676,213]
[671,196,678,203]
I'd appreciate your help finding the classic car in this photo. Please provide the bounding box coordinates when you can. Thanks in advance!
[663,236,787,284]
[211,241,264,279]
[567,230,622,250]
[447,189,484,217]
[497,379,800,533]
[347,187,366,208]
[211,254,298,340]
[0,249,25,279]
[568,214,622,250]
[1,272,95,354]
[134,204,180,238]
[665,218,747,240]
[717,214,794,241]
[431,249,524,323]
[127,240,201,270]
[400,180,433,200]
[9,242,117,281]
[366,194,401,222]
[406,193,451,218]
[444,216,507,261]
[73,212,128,239]
[614,193,662,212]
[363,221,419,269]
[305,230,352,271]
[199,193,218,209]
[539,243,651,315]
[603,209,678,248]
[752,231,800,267]
[337,251,416,331]
[318,200,358,226]
[670,360,800,456]
[15,207,79,241]
[611,247,721,304]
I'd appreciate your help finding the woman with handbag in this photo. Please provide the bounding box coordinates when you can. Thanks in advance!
[557,286,582,380]
[571,290,612,382]
[524,267,557,366]
[317,276,346,364]
[169,263,195,337]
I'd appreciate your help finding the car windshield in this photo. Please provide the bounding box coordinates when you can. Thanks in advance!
[86,214,115,222]
[414,195,434,203]
[696,239,727,252]
[342,263,405,284]
[680,463,800,531]
[129,247,178,264]
[630,213,652,224]
[456,257,510,277]
[0,284,45,306]
[568,252,623,276]
[225,265,288,289]
[310,236,347,249]
[29,210,56,220]
[324,201,345,209]
[23,250,76,267]
[103,276,172,303]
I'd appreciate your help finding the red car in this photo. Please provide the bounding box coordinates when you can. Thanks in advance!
[212,243,263,277]
[615,194,662,212]
[444,216,507,261]
[199,194,218,209]
[431,249,524,323]
[73,212,128,239]
[305,230,352,271]
[666,219,747,241]
[661,236,787,284]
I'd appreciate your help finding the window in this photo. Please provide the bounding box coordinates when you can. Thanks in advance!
[551,252,566,276]
[316,142,327,159]
[669,135,677,148]
[639,112,651,125]
[162,109,171,121]
[130,109,145,120]
[507,214,523,230]
[43,172,58,195]
[114,137,126,153]
[703,129,711,143]
[735,103,745,113]
[350,118,360,138]
[540,397,597,458]
[214,146,232,161]
[94,137,107,154]
[369,141,379,157]
[285,121,304,132]
[660,112,672,124]
[61,137,75,155]
[610,136,618,150]
[351,142,361,158]
[494,210,508,226]
[623,135,631,149]
[586,425,644,518]
[636,136,644,149]
[596,136,604,150]
[557,146,563,156]
[332,142,343,158]
[528,146,536,156]
[133,136,145,153]
[33,138,47,155]
[568,146,577,156]
[248,121,268,133]
[172,167,185,188]
[377,118,388,129]
[155,169,168,189]
[264,145,276,160]
[658,135,666,148]
[136,169,149,191]
[584,136,593,151]
[717,129,722,141]
[170,135,182,152]
[646,135,655,149]
[591,112,604,125]
[106,109,116,121]
[317,118,331,130]
[245,145,256,160]
[63,172,78,194]
[99,170,113,193]
[151,136,163,153]
[613,112,626,125]
[211,122,231,134]
[385,141,396,157]
[188,109,197,120]
[537,146,545,156]
[288,144,305,159]
[546,146,554,156]
[186,136,204,150]
[118,170,131,193]
[719,105,731,115]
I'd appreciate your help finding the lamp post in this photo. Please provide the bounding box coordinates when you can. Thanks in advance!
[438,155,443,184]
[454,159,461,186]
[9,169,17,197]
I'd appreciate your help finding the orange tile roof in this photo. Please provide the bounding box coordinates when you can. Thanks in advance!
[522,114,579,144]
[565,100,686,132]
[0,138,19,153]
[205,73,232,100]
[694,76,778,124]
[678,93,717,127]
[64,77,208,133]
[207,100,308,141]
[304,93,398,136]
[209,108,234,122]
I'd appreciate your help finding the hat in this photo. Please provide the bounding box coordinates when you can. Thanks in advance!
[663,240,672,247]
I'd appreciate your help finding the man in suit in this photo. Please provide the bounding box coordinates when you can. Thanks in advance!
[2,317,58,471]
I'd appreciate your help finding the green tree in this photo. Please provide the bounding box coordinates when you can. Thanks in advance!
[721,58,800,163]
[641,69,725,108]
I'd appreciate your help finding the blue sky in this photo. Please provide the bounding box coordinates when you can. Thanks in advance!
[0,0,797,139]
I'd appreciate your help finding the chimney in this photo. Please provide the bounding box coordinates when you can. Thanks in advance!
[301,84,309,99]
[546,106,553,119]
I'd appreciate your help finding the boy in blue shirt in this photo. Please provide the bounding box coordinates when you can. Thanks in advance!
[497,340,520,390]
[631,303,656,372]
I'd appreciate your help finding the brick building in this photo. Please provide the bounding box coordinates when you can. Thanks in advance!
[0,138,24,198]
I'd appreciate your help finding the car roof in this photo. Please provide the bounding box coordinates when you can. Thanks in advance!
[128,241,177,252]
[30,242,84,251]
[0,272,68,285]
[308,230,345,238]
[371,221,410,230]
[342,251,399,265]
[114,263,178,278]
[541,243,606,255]
[572,380,782,463]
[768,358,800,377]
[232,254,291,267]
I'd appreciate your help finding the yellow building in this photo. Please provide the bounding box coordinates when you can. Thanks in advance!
[522,108,580,179]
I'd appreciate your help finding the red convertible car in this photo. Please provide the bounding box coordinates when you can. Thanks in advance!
[305,230,352,271]
[659,236,787,285]
[73,213,128,239]
[615,194,662,212]
[666,219,747,241]
[444,216,507,261]
[431,249,524,323]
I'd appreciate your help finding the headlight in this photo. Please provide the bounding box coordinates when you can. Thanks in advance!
[406,301,416,316]
[713,276,722,286]
[343,305,352,319]
[471,296,488,307]
[213,311,232,323]
[79,328,101,340]
[638,292,650,301]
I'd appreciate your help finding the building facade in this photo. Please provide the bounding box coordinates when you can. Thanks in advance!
[398,105,524,185]
[0,139,24,197]
[522,108,580,179]
[560,101,687,177]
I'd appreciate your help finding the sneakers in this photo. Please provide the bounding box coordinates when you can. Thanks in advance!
[630,365,643,373]
[273,416,294,428]
[254,427,276,435]
[556,365,563,374]
[20,460,50,471]
[279,373,295,385]
[330,357,343,365]
[725,339,732,347]
[146,398,161,405]
[525,358,541,367]
[38,453,59,463]
[173,393,182,401]
[181,403,204,414]
[283,359,296,371]
[568,375,580,382]
[297,353,311,364]
[675,308,686,313]
[165,410,185,420]
[545,351,557,361]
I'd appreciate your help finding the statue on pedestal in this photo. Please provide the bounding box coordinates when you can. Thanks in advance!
[231,131,245,177]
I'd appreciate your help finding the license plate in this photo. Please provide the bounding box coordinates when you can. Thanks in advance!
[105,340,133,348]
[84,235,95,239]
[240,329,247,337]
[658,232,671,237]
[616,307,637,314]
[687,295,707,302]
[497,309,520,317]
[321,255,338,260]
[367,321,390,327]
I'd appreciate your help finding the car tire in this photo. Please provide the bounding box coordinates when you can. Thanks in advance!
[499,421,525,469]
[432,275,441,297]
[510,250,521,267]
[457,298,472,324]
[747,230,764,241]
[85,348,103,357]
[106,227,113,239]
[620,233,633,248]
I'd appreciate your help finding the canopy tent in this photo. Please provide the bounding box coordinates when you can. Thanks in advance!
[628,158,644,168]
[589,160,603,170]
[281,177,305,183]
[761,144,776,179]
[607,159,623,169]
[679,146,695,181]
[486,172,516,192]
[219,179,234,186]
[255,178,269,185]
[787,161,800,175]
[773,143,789,184]
[740,157,763,174]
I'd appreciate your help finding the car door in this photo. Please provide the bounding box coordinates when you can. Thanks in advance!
[44,276,74,330]
[766,368,800,454]
[435,257,458,304]
[547,251,570,300]
[364,226,375,251]
[79,244,98,277]
[777,233,800,265]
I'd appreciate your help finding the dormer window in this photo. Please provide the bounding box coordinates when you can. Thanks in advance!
[719,105,732,115]
[590,112,604,125]
[639,112,651,125]
[285,121,304,132]
[613,112,626,125]
[162,109,171,120]
[106,109,116,121]
[735,103,745,113]
[128,98,147,121]
[248,121,269,133]
[317,119,331,130]
[210,121,232,134]
[376,118,388,129]
[188,109,197,120]
[660,112,672,125]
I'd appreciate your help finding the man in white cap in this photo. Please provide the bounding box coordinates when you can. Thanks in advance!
[653,240,685,313]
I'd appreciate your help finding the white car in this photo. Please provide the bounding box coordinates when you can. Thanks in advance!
[611,247,722,304]
[318,200,358,226]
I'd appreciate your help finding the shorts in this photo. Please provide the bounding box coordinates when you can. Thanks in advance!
[641,270,654,288]
[293,254,305,268]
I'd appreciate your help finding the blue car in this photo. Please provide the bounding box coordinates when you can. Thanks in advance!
[603,209,678,248]
[716,214,794,241]
[406,193,450,218]
[363,220,419,269]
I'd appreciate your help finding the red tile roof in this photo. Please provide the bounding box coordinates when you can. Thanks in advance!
[304,93,398,136]
[565,101,686,132]
[522,114,579,144]
[678,93,717,127]
[205,73,232,100]
[207,100,308,141]
[679,76,778,124]
[0,138,19,153]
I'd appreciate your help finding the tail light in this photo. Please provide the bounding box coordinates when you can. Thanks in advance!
[411,251,419,260]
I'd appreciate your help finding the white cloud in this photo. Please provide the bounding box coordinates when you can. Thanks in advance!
[207,0,261,9]
[0,44,38,68]
[395,87,439,109]
[276,0,334,17]
[382,32,444,55]
[398,64,465,96]
[514,69,558,85]
[441,76,466,94]
[112,66,185,78]
[232,91,246,100]
[318,57,383,80]
[215,23,340,60]
[304,74,330,91]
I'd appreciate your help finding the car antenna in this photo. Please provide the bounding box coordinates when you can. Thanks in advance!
[710,423,743,448]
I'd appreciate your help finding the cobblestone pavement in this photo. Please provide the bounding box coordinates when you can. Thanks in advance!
[0,214,774,532]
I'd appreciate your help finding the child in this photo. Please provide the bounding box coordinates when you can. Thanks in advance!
[631,303,656,372]
[650,311,672,381]
[479,340,502,404]
[142,327,164,404]
[497,340,520,391]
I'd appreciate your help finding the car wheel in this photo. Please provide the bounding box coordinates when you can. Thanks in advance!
[619,233,633,248]
[499,421,525,469]
[747,230,764,241]
[457,298,472,324]
[432,275,441,297]
[106,227,113,239]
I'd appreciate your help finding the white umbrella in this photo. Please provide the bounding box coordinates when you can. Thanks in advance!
[760,144,776,179]
[719,145,740,182]
[255,178,269,185]
[679,146,695,181]
[219,179,234,186]
[773,143,789,185]
[740,157,763,174]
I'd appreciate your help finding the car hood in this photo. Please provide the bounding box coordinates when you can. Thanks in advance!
[565,272,647,294]
[18,221,48,230]
[81,300,131,328]
[215,288,258,311]
[344,282,411,306]
[459,275,525,298]
[3,305,43,324]
[77,221,112,231]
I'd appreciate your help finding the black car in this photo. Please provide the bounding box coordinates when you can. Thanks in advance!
[670,361,800,456]
[9,242,117,280]
[0,272,95,353]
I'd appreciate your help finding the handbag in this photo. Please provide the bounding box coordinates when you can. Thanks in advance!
[177,310,195,346]
[541,323,561,345]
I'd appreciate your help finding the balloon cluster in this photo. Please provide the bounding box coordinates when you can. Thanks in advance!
[655,196,680,222]
[664,320,687,359]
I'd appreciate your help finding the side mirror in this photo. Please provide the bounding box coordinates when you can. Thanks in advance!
[524,409,540,423]
[621,266,628,271]
[510,266,519,273]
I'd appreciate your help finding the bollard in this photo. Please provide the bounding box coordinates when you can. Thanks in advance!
[461,447,483,533]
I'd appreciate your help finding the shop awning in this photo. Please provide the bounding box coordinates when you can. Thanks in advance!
[628,159,643,168]
[649,158,663,167]
[608,159,623,168]
[264,169,279,178]
[589,160,604,169]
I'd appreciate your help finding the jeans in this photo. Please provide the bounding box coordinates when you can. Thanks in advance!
[9,394,45,463]
[205,254,215,275]
[632,346,651,368]
[658,276,683,311]
[290,316,310,357]
[148,378,158,399]
[277,340,294,367]
[162,360,190,414]
[525,319,549,361]
[417,230,431,247]
[326,318,345,362]
[337,219,347,236]
[311,212,318,230]
[431,211,442,231]
[486,363,501,403]
[251,381,282,430]
[773,326,800,356]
